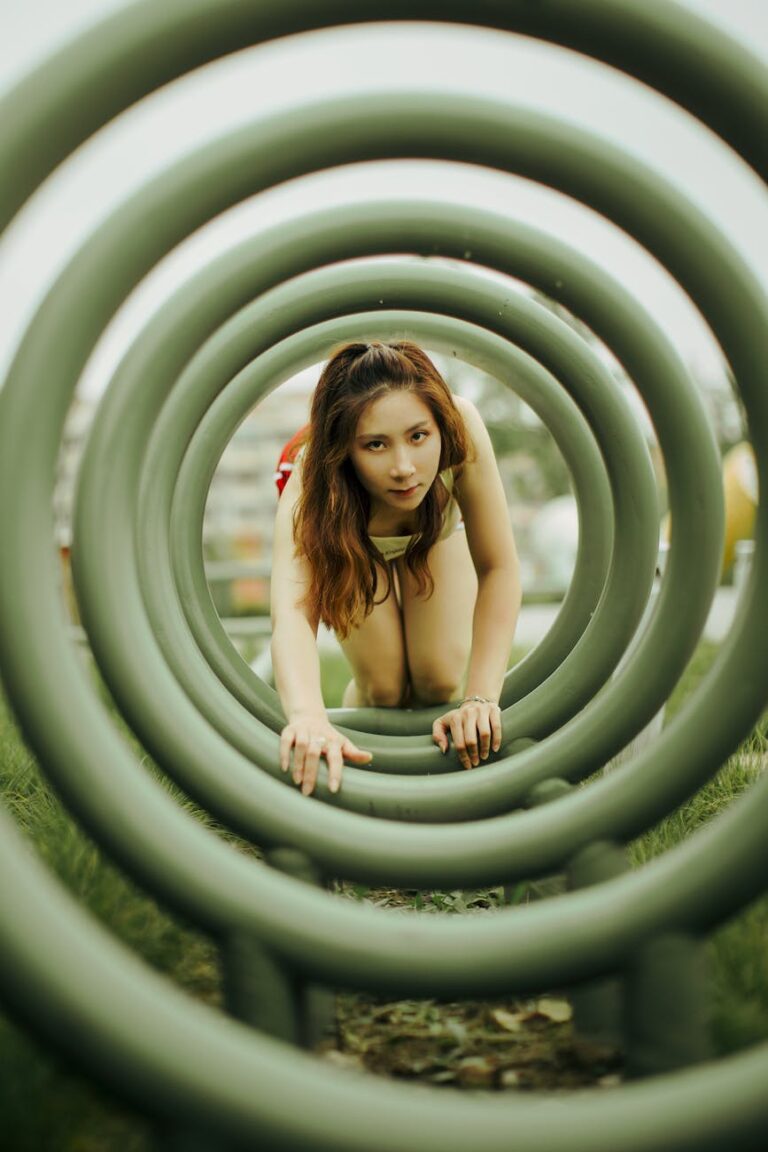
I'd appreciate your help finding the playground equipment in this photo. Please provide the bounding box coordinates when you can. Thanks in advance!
[0,1,766,1148]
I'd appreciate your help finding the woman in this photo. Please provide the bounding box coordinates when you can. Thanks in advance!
[271,340,521,796]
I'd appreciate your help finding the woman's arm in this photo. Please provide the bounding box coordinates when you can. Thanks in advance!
[271,465,372,794]
[433,396,522,767]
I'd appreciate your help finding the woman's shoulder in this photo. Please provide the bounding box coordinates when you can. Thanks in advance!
[453,393,496,460]
[451,394,495,481]
[453,392,484,434]
[450,394,501,513]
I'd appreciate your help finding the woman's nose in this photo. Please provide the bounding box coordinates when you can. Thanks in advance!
[391,451,415,478]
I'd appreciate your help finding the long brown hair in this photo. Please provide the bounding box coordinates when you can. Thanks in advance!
[294,341,470,638]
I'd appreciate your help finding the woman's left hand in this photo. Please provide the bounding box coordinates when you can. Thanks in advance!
[432,697,502,769]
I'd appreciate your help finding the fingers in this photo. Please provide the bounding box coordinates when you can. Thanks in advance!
[463,708,483,768]
[489,704,502,754]
[279,726,294,774]
[449,711,473,770]
[476,709,492,762]
[280,726,322,794]
[280,726,373,796]
[341,740,374,765]
[326,741,344,795]
[437,703,503,769]
[431,718,449,755]
[300,736,326,796]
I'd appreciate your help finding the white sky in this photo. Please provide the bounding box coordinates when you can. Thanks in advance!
[0,1,766,397]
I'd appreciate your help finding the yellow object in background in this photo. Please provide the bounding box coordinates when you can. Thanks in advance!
[661,441,756,579]
[722,442,757,576]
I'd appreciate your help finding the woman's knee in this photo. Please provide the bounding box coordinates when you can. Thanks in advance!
[351,672,408,709]
[408,638,468,705]
[409,667,463,707]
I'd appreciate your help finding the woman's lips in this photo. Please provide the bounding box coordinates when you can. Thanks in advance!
[390,484,419,497]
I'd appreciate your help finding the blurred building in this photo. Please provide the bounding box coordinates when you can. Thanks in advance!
[55,383,312,558]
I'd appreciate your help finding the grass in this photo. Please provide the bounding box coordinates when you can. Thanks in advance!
[0,638,766,1146]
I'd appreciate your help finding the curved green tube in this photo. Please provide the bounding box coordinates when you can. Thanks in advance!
[107,255,655,787]
[0,0,765,1100]
[0,1,767,1143]
[0,95,754,887]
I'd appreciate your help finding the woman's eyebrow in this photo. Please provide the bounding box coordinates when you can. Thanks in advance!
[356,421,429,440]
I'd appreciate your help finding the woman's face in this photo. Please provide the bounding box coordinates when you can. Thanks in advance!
[348,388,442,516]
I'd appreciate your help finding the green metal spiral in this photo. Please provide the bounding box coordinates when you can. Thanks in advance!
[0,2,766,1148]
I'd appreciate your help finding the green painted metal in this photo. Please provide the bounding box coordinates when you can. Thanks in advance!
[221,928,302,1046]
[3,802,768,1150]
[624,933,714,1077]
[0,0,766,1145]
[158,197,713,750]
[105,254,657,789]
[0,2,765,236]
[0,18,764,880]
[0,15,764,889]
[47,91,730,852]
[267,848,338,1050]
[566,839,628,1051]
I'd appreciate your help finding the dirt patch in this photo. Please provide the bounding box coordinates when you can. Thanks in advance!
[323,994,623,1091]
[319,885,624,1091]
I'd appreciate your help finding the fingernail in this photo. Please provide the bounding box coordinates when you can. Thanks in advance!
[329,779,339,794]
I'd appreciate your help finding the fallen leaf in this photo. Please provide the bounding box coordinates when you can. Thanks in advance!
[534,998,573,1023]
[457,1056,496,1087]
[445,1017,468,1043]
[489,1008,526,1033]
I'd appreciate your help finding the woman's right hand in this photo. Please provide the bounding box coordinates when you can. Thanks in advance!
[279,713,373,796]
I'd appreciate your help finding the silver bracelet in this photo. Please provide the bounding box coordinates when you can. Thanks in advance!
[459,695,497,707]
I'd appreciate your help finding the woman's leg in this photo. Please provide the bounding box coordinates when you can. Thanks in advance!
[399,528,478,706]
[338,561,409,708]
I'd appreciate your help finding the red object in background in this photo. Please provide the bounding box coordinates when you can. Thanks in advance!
[274,424,308,497]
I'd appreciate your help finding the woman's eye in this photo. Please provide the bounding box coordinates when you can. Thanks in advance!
[365,440,384,451]
[412,430,428,443]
